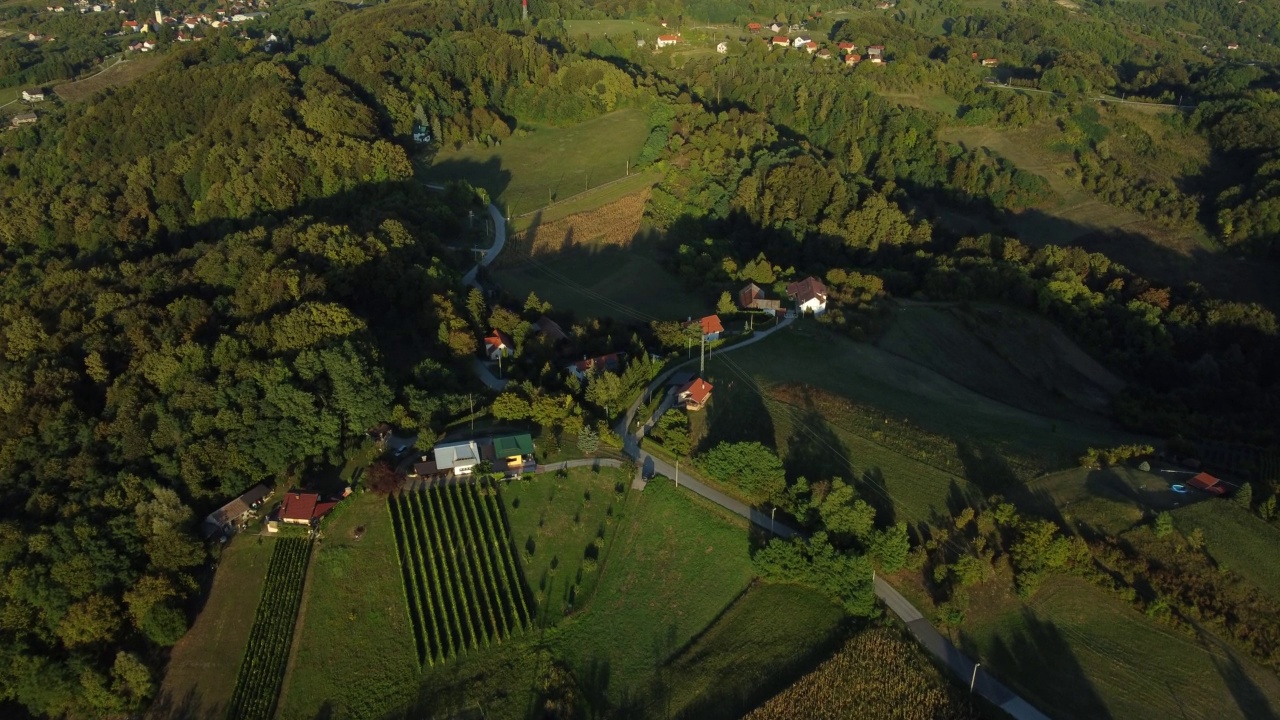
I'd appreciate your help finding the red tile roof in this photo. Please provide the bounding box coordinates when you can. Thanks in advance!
[689,315,723,335]
[679,378,713,405]
[279,492,319,521]
[485,328,513,351]
[658,34,679,41]
[772,35,789,44]
[786,276,828,305]
[838,41,856,50]
[1188,472,1226,494]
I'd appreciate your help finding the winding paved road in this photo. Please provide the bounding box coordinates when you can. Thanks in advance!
[614,325,1049,720]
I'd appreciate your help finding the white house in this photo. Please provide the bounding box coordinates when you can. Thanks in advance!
[433,440,481,476]
[656,34,679,48]
[786,276,829,315]
[21,89,45,102]
[792,35,811,49]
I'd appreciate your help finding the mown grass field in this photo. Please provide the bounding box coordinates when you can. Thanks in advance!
[664,583,848,718]
[552,477,759,710]
[503,466,631,623]
[493,232,707,323]
[1173,500,1280,601]
[275,493,419,720]
[55,54,161,103]
[422,107,651,216]
[958,575,1280,720]
[150,536,275,720]
[509,170,660,233]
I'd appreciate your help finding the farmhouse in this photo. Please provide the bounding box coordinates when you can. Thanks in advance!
[432,440,481,476]
[21,89,45,102]
[687,314,724,341]
[867,45,884,60]
[792,35,811,49]
[1187,472,1227,496]
[677,377,714,411]
[844,53,861,66]
[769,22,783,32]
[771,35,790,47]
[484,328,514,360]
[739,282,782,312]
[747,22,762,33]
[200,483,273,538]
[10,112,37,127]
[981,57,999,67]
[786,276,828,315]
[656,34,679,48]
[278,491,339,525]
[816,48,831,59]
[837,41,856,51]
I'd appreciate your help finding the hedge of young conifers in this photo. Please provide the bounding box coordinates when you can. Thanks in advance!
[225,537,312,720]
[389,480,529,665]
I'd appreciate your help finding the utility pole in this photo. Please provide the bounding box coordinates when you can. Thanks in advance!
[675,457,679,489]
[699,332,706,375]
[469,394,475,431]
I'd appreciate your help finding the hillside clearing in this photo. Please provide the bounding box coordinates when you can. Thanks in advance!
[422,108,651,216]
[55,55,163,104]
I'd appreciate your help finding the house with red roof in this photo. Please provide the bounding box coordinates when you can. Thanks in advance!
[677,378,713,411]
[837,41,856,51]
[686,314,724,341]
[747,22,762,33]
[484,328,514,361]
[567,352,623,381]
[278,491,339,525]
[656,34,679,48]
[786,277,829,315]
[1187,472,1227,496]
[771,35,790,47]
[844,53,862,66]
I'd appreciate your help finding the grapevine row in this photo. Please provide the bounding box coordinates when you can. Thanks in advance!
[387,481,531,664]
[225,537,311,720]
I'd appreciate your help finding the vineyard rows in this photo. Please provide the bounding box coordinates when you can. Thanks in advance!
[389,480,530,665]
[225,537,312,720]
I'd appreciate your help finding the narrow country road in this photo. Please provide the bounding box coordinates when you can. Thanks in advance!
[615,326,1050,720]
[462,202,505,287]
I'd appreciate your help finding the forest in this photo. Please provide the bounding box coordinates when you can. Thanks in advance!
[0,0,1278,715]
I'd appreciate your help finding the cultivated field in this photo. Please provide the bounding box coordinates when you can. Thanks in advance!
[506,188,652,259]
[502,465,631,622]
[225,537,312,720]
[150,537,274,720]
[389,482,530,664]
[743,627,979,720]
[422,107,651,216]
[509,170,660,233]
[958,575,1280,720]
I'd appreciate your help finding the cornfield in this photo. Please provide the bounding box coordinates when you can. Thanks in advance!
[509,190,649,259]
[389,480,530,665]
[743,628,980,720]
[225,537,312,720]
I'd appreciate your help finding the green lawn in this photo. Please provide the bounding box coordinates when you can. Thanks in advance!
[502,466,633,624]
[552,478,759,711]
[152,536,276,720]
[274,493,419,720]
[422,107,652,216]
[563,18,666,38]
[509,170,661,233]
[1173,500,1280,601]
[492,236,708,323]
[958,575,1280,720]
[664,583,847,718]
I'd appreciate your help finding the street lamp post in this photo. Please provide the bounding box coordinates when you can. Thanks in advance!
[970,663,981,693]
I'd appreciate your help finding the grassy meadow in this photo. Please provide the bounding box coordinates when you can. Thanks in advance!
[151,536,275,720]
[422,107,651,216]
[1173,500,1280,601]
[957,575,1280,720]
[275,493,419,720]
[551,478,760,711]
[493,232,707,323]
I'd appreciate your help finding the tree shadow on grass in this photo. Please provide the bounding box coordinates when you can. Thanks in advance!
[146,686,210,720]
[783,407,853,487]
[855,466,897,528]
[1211,640,1279,720]
[698,376,776,454]
[958,609,1111,720]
